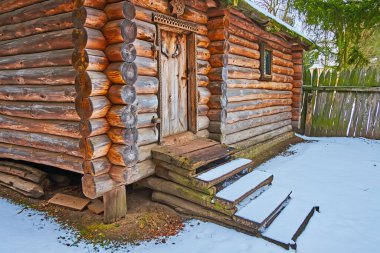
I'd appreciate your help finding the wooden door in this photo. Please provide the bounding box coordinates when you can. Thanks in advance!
[160,30,188,137]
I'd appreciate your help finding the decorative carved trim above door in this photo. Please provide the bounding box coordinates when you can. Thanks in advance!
[152,13,199,33]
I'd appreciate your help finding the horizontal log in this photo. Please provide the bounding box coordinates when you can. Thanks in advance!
[222,120,292,145]
[135,76,159,94]
[209,112,292,135]
[72,49,109,72]
[0,172,44,198]
[208,66,260,81]
[0,29,73,57]
[109,160,155,184]
[108,84,136,105]
[229,42,260,59]
[140,177,235,215]
[79,134,111,159]
[0,129,81,157]
[82,173,121,199]
[0,0,73,27]
[75,71,111,97]
[106,105,138,128]
[0,0,45,15]
[272,73,293,83]
[196,34,210,48]
[272,64,294,76]
[102,19,137,44]
[0,143,83,173]
[72,27,107,51]
[135,39,155,59]
[226,99,292,112]
[225,79,293,91]
[138,127,159,145]
[82,157,111,176]
[230,125,293,148]
[0,101,79,120]
[0,49,73,70]
[197,48,211,61]
[273,56,293,68]
[75,96,111,119]
[222,106,292,124]
[135,19,156,42]
[225,88,292,102]
[105,62,138,85]
[0,160,47,184]
[0,12,73,41]
[136,56,158,76]
[79,118,110,137]
[197,75,209,87]
[197,60,211,75]
[104,1,136,20]
[73,6,107,29]
[228,34,259,50]
[180,6,208,24]
[105,43,136,62]
[107,127,138,145]
[74,0,107,9]
[210,54,260,69]
[198,87,211,104]
[138,143,158,162]
[0,114,80,138]
[0,85,75,102]
[137,113,157,128]
[208,41,229,55]
[108,144,139,167]
[0,66,76,85]
[198,115,210,130]
[137,94,158,113]
[207,28,229,42]
[198,104,209,116]
[134,5,153,22]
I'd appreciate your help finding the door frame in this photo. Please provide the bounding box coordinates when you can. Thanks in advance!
[155,22,198,144]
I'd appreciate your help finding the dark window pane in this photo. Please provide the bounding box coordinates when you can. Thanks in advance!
[264,50,271,75]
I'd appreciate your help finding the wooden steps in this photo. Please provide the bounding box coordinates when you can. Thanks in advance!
[143,137,318,250]
[215,170,273,206]
[152,138,234,170]
[195,158,253,186]
[233,186,292,229]
[261,199,319,249]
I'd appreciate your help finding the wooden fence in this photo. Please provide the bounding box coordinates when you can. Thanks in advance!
[301,68,380,139]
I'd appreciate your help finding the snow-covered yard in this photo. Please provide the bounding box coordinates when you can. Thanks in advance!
[1,136,379,253]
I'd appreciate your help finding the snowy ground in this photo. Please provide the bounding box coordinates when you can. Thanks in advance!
[1,136,379,253]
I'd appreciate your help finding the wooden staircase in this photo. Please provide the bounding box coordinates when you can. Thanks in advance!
[140,135,319,249]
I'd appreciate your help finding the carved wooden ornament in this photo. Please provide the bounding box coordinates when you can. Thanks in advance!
[170,0,186,17]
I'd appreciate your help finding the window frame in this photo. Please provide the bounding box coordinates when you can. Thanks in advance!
[259,41,273,81]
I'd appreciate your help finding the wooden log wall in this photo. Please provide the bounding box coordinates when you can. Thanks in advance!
[291,45,303,129]
[206,8,294,148]
[72,0,124,200]
[0,0,84,173]
[129,0,212,165]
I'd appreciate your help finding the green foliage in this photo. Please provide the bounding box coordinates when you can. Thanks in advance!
[292,0,380,69]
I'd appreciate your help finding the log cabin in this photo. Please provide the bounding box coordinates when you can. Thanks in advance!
[0,0,316,245]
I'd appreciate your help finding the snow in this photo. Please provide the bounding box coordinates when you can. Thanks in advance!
[262,198,316,245]
[196,158,251,182]
[1,136,380,253]
[216,170,272,202]
[234,185,291,224]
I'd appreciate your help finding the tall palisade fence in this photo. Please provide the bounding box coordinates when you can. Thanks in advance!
[301,68,380,139]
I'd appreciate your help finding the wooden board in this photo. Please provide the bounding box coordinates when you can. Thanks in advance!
[48,193,90,211]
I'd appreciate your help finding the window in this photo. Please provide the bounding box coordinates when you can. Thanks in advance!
[260,42,273,80]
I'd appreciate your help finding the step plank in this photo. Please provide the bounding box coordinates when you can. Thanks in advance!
[234,186,292,226]
[164,139,219,156]
[216,170,273,204]
[48,193,90,211]
[262,198,318,249]
[196,158,252,183]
